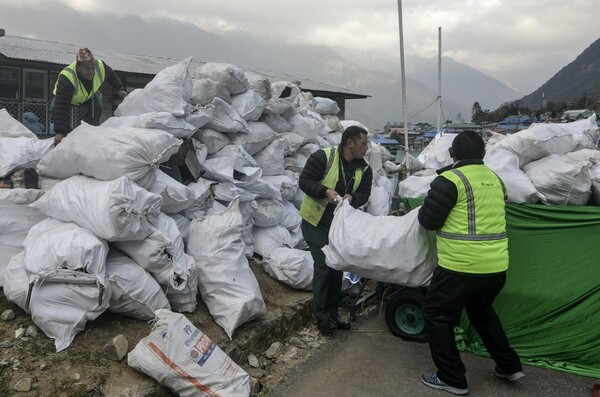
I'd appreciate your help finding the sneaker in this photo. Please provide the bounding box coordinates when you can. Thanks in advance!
[421,372,469,395]
[316,318,336,335]
[494,366,525,382]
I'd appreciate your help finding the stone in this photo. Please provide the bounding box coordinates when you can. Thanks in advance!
[224,343,242,364]
[25,326,38,338]
[103,334,128,361]
[277,346,298,363]
[264,342,283,359]
[1,309,15,321]
[247,354,260,368]
[39,363,47,370]
[250,377,261,394]
[289,336,306,349]
[14,327,25,339]
[246,368,265,379]
[13,377,32,392]
[0,340,13,348]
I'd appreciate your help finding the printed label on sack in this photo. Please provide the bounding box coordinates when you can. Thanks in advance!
[182,323,216,367]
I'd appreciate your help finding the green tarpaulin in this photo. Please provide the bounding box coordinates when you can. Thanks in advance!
[402,199,600,378]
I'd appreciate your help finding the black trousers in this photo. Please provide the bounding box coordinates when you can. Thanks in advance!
[423,266,522,389]
[301,219,343,324]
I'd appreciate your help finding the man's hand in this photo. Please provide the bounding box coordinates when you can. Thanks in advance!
[343,194,353,203]
[325,189,340,204]
[53,133,65,146]
[117,90,128,99]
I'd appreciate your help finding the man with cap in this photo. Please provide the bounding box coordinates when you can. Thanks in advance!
[51,48,128,145]
[418,130,523,395]
[299,126,372,335]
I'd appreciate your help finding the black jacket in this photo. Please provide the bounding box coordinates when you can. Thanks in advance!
[299,146,372,228]
[53,62,124,135]
[418,159,485,231]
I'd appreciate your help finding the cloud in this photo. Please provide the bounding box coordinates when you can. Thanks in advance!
[0,0,597,92]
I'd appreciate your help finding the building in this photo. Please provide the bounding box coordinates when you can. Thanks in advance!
[0,33,368,136]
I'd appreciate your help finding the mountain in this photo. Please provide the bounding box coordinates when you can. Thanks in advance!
[337,48,523,111]
[3,2,517,129]
[519,37,600,110]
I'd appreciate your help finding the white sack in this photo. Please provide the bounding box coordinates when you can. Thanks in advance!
[322,114,343,132]
[591,164,600,205]
[184,106,214,129]
[187,198,266,339]
[253,198,283,227]
[105,250,171,320]
[168,214,191,245]
[323,202,437,287]
[203,97,249,133]
[29,270,111,352]
[0,203,47,287]
[23,218,108,284]
[0,136,53,177]
[251,225,293,257]
[245,71,271,100]
[397,169,438,199]
[1,251,30,311]
[115,57,193,117]
[127,309,251,397]
[284,152,308,173]
[289,114,319,142]
[231,89,267,122]
[194,63,249,95]
[149,170,198,214]
[193,128,230,154]
[279,200,302,231]
[37,124,181,189]
[417,132,456,169]
[263,247,313,290]
[114,213,190,292]
[485,148,545,204]
[235,179,282,201]
[101,112,197,139]
[340,120,370,133]
[259,113,293,133]
[190,78,231,106]
[278,132,306,155]
[524,154,592,205]
[0,109,36,138]
[314,97,340,115]
[0,188,43,204]
[32,175,161,241]
[260,174,298,201]
[271,81,301,101]
[209,144,258,166]
[254,138,285,176]
[230,121,276,155]
[366,186,391,216]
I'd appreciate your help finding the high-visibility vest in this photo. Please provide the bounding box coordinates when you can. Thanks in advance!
[299,147,366,227]
[436,164,509,274]
[53,60,106,105]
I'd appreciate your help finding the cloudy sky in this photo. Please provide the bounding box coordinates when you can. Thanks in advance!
[2,0,598,92]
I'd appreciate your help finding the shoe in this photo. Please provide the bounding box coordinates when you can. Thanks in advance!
[330,313,351,330]
[316,318,336,335]
[494,366,525,382]
[421,372,469,395]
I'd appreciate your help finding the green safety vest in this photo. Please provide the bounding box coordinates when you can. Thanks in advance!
[300,147,366,227]
[436,164,509,274]
[53,60,106,105]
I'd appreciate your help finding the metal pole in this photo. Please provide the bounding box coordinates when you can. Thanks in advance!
[436,26,442,137]
[397,0,410,173]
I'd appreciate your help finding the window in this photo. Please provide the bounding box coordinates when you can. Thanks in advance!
[49,71,59,97]
[0,67,19,99]
[23,69,47,100]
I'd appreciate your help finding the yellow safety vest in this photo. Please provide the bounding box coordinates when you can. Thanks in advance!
[300,147,366,227]
[436,164,509,274]
[53,60,106,105]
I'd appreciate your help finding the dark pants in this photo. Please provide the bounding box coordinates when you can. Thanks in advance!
[423,266,522,389]
[301,219,343,324]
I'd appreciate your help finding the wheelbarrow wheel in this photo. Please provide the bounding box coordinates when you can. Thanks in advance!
[385,288,427,342]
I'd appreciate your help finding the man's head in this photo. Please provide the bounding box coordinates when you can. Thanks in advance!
[75,48,95,81]
[341,126,369,160]
[449,130,485,160]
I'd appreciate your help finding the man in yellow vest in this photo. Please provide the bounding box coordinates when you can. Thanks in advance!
[418,130,523,395]
[299,126,372,334]
[51,48,128,145]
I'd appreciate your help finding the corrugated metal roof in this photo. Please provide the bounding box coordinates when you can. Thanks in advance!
[0,34,368,98]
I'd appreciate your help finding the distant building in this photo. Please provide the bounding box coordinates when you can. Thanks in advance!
[0,34,369,135]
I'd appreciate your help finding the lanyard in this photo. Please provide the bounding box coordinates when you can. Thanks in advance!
[339,157,355,194]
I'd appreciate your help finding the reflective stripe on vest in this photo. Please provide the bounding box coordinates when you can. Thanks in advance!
[53,60,106,105]
[436,165,509,273]
[299,147,365,227]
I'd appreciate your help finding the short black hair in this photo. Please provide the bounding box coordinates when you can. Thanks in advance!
[451,130,485,160]
[341,125,368,147]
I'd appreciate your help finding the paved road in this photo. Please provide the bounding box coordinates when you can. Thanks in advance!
[270,309,598,397]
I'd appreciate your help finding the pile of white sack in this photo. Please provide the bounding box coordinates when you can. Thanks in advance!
[399,114,600,206]
[0,56,403,356]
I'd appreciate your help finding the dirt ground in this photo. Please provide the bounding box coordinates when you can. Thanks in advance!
[0,259,347,397]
